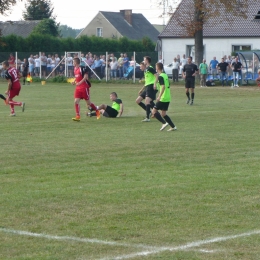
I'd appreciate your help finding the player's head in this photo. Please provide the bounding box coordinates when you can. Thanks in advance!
[73,57,80,66]
[110,92,117,101]
[139,61,145,71]
[2,61,9,70]
[156,62,163,72]
[144,56,151,65]
[187,56,192,63]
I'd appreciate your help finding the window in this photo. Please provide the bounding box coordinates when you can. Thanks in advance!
[96,28,103,37]
[232,45,251,52]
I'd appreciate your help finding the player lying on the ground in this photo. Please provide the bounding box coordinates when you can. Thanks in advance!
[87,92,123,118]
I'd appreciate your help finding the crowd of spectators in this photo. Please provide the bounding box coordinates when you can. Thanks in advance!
[2,52,139,80]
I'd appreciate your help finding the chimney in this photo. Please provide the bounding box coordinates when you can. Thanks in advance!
[120,9,132,25]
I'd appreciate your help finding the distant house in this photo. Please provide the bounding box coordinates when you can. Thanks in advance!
[76,10,159,43]
[158,0,260,64]
[0,20,41,37]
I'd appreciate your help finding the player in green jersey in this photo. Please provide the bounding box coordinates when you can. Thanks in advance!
[152,62,177,131]
[87,92,123,118]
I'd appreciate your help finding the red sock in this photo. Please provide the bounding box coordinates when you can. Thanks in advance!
[10,104,15,114]
[8,100,22,106]
[75,104,80,116]
[90,103,97,111]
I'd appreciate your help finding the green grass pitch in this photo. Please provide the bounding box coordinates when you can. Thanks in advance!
[0,81,260,260]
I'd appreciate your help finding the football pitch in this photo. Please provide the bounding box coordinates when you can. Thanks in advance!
[0,81,260,260]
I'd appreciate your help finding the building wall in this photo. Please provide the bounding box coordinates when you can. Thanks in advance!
[161,38,260,65]
[77,13,122,39]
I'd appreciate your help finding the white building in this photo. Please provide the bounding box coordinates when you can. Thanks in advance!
[158,0,260,65]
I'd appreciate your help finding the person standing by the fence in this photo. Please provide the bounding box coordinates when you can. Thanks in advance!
[199,59,208,87]
[172,57,179,82]
[232,57,242,87]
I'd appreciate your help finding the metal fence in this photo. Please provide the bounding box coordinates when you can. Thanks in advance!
[0,51,159,83]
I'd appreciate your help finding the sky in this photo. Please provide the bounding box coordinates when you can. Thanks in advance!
[0,0,173,29]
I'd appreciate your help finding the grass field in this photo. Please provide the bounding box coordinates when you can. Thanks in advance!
[0,80,260,260]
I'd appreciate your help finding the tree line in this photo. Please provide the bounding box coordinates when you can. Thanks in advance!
[0,35,155,53]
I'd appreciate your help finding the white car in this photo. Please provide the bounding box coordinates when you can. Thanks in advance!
[163,63,182,78]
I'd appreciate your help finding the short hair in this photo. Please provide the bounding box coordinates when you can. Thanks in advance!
[156,62,163,70]
[188,56,192,60]
[144,56,151,63]
[140,61,145,66]
[73,57,80,64]
[110,92,117,97]
[2,60,9,67]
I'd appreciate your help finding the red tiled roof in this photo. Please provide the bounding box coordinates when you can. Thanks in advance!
[159,0,260,38]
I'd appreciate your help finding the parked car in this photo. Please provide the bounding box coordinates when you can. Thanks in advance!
[163,63,182,78]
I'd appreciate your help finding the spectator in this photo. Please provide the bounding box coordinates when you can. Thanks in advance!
[55,54,60,75]
[22,58,29,85]
[100,55,106,78]
[80,53,86,67]
[118,53,124,79]
[179,54,187,74]
[66,53,74,77]
[129,56,136,67]
[158,55,163,64]
[28,54,35,76]
[8,53,15,67]
[110,57,118,80]
[209,57,219,77]
[171,57,180,82]
[232,57,242,87]
[40,52,47,77]
[225,55,233,76]
[217,58,229,86]
[94,56,102,79]
[199,59,208,87]
[47,54,52,76]
[123,53,129,74]
[110,53,117,62]
[34,54,40,77]
[50,55,56,77]
[58,64,65,76]
[176,54,181,63]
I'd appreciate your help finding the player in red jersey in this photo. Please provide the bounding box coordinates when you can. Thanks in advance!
[2,61,25,116]
[71,58,100,121]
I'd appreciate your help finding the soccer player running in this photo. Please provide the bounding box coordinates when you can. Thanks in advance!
[136,57,157,122]
[72,58,100,121]
[152,62,177,131]
[87,92,123,118]
[2,61,25,116]
[182,56,198,105]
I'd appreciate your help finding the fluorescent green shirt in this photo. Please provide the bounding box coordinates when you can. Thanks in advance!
[144,66,156,86]
[159,73,171,102]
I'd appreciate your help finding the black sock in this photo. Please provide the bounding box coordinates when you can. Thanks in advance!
[138,102,146,111]
[191,93,195,100]
[155,112,166,124]
[186,92,190,99]
[0,94,6,101]
[150,101,155,108]
[23,78,25,84]
[164,115,175,128]
[146,104,151,119]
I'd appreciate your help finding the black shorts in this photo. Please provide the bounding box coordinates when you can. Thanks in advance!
[139,89,146,99]
[146,84,157,100]
[154,101,170,111]
[185,77,195,88]
[105,105,118,118]
[41,65,47,72]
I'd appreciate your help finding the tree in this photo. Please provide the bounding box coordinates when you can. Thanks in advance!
[156,0,248,64]
[0,0,19,15]
[31,18,60,37]
[59,25,82,38]
[23,0,54,20]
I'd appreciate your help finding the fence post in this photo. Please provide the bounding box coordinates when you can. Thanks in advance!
[15,52,18,69]
[65,52,67,77]
[106,51,108,82]
[39,51,42,79]
[133,51,136,84]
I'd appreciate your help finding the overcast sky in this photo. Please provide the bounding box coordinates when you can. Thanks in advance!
[0,0,174,29]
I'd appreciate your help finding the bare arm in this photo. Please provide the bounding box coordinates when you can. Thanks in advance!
[118,103,123,117]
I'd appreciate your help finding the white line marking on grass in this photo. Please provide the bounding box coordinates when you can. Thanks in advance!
[0,228,158,250]
[100,230,260,260]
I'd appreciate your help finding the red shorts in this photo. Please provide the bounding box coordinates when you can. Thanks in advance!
[8,86,21,99]
[74,87,90,100]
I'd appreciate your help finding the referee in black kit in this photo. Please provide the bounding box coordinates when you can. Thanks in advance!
[182,56,198,105]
